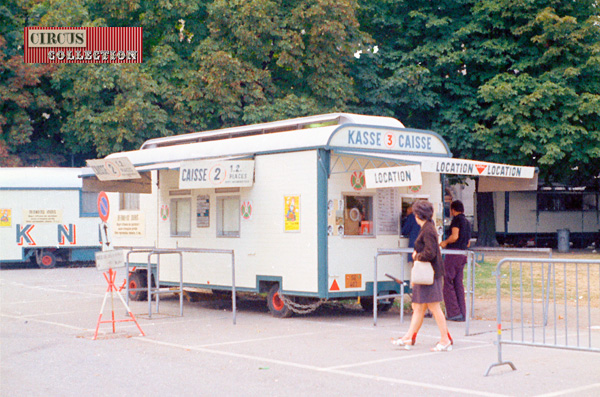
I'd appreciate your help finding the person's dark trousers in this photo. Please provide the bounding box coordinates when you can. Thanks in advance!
[443,254,467,320]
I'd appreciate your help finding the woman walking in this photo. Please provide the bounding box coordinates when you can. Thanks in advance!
[392,200,452,352]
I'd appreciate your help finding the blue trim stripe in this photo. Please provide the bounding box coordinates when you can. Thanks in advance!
[317,149,330,299]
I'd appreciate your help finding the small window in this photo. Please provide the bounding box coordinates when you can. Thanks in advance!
[583,193,598,211]
[81,191,99,217]
[119,193,140,210]
[217,196,240,237]
[538,193,587,212]
[170,198,191,237]
[344,195,374,236]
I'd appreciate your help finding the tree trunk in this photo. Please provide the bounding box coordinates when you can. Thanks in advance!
[475,190,500,247]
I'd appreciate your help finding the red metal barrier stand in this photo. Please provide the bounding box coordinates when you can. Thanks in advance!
[93,268,145,340]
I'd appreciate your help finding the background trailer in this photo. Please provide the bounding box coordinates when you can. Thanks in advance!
[492,187,600,249]
[0,168,101,268]
[83,113,535,316]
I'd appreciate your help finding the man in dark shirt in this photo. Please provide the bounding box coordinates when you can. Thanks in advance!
[440,200,471,321]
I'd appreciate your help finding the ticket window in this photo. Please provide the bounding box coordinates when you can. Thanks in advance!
[344,195,373,236]
[400,196,429,228]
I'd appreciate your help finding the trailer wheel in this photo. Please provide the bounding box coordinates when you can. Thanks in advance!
[360,292,395,312]
[37,251,57,269]
[267,284,293,318]
[128,272,148,301]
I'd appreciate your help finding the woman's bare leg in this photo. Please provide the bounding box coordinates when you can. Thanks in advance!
[427,301,451,345]
[401,302,426,342]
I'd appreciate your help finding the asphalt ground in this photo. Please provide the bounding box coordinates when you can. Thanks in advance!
[1,266,599,397]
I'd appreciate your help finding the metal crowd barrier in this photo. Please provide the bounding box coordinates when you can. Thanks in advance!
[485,257,600,376]
[470,247,553,260]
[122,247,237,324]
[373,248,476,335]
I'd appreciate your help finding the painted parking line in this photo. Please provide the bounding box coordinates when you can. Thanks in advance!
[0,280,104,297]
[0,313,89,332]
[1,296,102,306]
[134,336,509,397]
[534,383,600,397]
[327,343,490,370]
[197,331,324,348]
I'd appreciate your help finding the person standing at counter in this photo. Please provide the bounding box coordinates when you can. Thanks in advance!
[401,205,421,249]
[440,200,471,322]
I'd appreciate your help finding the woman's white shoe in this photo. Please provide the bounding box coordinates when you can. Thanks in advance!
[431,341,452,352]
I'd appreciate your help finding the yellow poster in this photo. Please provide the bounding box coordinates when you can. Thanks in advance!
[284,195,300,232]
[0,209,11,227]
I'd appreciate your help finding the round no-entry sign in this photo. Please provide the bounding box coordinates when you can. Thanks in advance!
[97,191,110,222]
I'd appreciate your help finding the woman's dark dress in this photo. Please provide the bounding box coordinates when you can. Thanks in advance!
[411,220,444,304]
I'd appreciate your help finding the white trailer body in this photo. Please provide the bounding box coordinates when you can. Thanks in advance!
[83,114,535,314]
[0,168,101,268]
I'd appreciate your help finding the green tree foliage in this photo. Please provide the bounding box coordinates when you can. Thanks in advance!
[474,2,600,185]
[356,0,600,186]
[1,0,367,160]
[38,0,204,157]
[0,0,59,166]
[355,0,600,245]
[191,0,366,128]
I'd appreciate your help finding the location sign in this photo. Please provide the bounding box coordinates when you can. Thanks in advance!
[364,165,422,189]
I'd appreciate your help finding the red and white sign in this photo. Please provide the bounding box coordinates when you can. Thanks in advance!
[419,158,536,179]
[24,27,143,64]
[97,191,110,223]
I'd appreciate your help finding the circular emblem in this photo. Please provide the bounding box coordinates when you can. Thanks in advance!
[240,201,252,220]
[104,160,122,178]
[160,205,169,221]
[349,208,361,222]
[350,171,365,191]
[409,185,422,193]
[209,164,226,185]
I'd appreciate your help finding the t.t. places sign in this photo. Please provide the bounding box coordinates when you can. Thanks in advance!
[179,160,255,189]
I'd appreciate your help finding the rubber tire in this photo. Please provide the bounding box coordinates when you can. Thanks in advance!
[38,251,57,269]
[128,271,148,301]
[360,292,394,312]
[267,284,293,318]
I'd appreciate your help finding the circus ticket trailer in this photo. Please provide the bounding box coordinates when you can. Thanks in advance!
[82,113,536,317]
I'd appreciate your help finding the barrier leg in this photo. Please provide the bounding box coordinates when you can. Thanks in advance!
[93,290,110,340]
[114,285,145,337]
[485,268,517,376]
